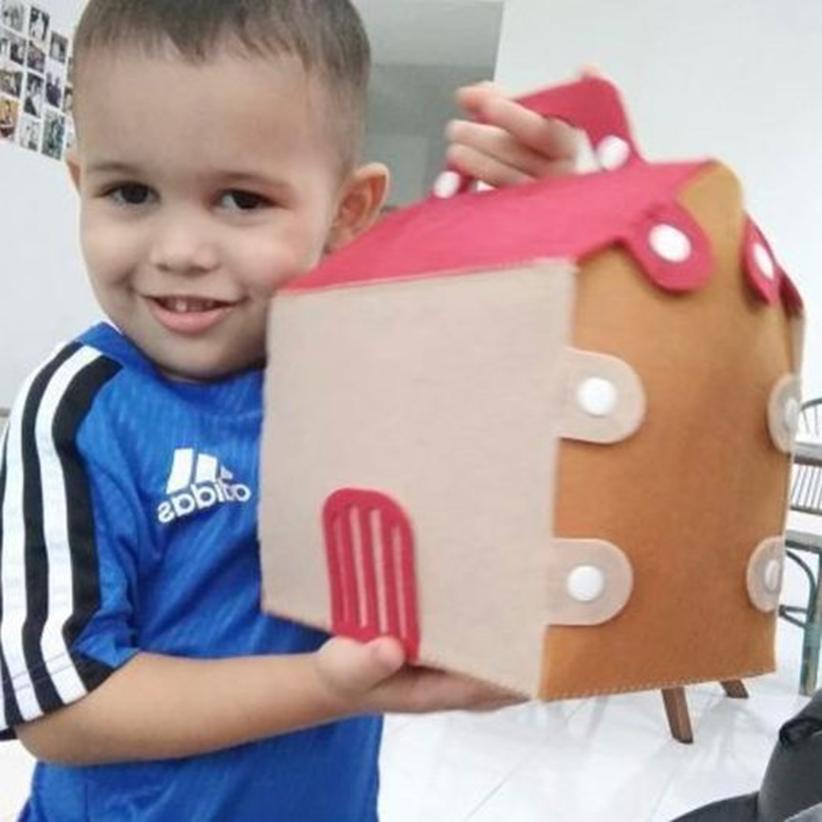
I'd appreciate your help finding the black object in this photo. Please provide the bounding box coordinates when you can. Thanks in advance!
[672,690,822,821]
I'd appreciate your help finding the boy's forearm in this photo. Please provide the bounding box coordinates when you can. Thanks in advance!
[16,651,352,765]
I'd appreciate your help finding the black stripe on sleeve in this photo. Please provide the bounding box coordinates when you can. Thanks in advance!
[52,357,122,671]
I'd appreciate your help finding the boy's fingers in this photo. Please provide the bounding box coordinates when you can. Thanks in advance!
[479,95,578,162]
[375,667,524,714]
[445,142,532,189]
[447,119,576,180]
[458,68,604,121]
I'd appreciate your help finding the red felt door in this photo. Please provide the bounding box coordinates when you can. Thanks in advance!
[322,489,420,660]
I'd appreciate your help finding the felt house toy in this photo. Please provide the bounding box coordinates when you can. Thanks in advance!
[259,77,804,699]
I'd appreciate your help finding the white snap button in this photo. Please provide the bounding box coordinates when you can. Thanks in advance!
[764,558,782,593]
[433,170,462,199]
[649,224,692,263]
[753,242,776,280]
[577,377,618,418]
[783,396,800,435]
[596,135,631,171]
[567,565,606,603]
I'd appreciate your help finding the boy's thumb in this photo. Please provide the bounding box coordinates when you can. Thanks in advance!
[316,636,406,698]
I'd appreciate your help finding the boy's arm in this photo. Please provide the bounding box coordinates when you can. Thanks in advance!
[3,348,518,767]
[17,637,517,765]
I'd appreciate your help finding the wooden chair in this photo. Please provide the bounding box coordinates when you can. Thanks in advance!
[661,681,748,744]
[779,397,822,695]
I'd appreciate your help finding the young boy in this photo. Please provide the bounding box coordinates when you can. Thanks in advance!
[0,1,577,818]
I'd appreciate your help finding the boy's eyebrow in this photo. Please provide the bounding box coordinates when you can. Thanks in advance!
[218,171,293,191]
[85,161,142,176]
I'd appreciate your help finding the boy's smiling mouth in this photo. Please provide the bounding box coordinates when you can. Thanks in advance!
[146,295,238,335]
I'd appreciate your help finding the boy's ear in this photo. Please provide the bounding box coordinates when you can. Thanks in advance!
[327,162,390,252]
[65,147,81,192]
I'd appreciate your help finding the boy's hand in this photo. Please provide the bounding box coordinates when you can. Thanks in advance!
[314,636,524,715]
[445,80,580,188]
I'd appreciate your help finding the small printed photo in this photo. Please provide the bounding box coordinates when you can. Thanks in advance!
[1,26,26,64]
[45,66,62,108]
[49,31,67,63]
[0,66,22,97]
[0,94,19,140]
[28,6,49,46]
[63,84,73,116]
[17,113,40,150]
[23,71,42,117]
[41,107,64,159]
[1,0,25,34]
[26,41,45,74]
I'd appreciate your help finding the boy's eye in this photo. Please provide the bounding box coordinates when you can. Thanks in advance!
[108,183,153,206]
[219,190,270,211]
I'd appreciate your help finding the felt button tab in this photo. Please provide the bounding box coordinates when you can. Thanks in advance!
[747,537,785,612]
[621,200,713,292]
[560,349,646,444]
[767,373,803,454]
[547,539,634,625]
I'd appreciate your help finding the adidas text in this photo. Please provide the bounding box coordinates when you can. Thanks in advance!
[157,479,252,524]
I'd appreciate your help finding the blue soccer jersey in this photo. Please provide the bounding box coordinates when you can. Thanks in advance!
[0,323,381,821]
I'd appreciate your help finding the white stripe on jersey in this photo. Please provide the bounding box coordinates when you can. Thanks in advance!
[0,366,45,721]
[166,448,194,494]
[36,347,102,706]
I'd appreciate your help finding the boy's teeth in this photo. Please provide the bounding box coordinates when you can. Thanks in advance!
[161,297,219,313]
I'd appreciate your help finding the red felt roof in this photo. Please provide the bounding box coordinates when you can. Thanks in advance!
[286,160,709,291]
[284,158,802,317]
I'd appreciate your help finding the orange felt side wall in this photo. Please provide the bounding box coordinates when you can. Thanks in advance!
[540,163,794,698]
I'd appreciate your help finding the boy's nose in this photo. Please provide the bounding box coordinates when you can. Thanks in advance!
[149,220,219,274]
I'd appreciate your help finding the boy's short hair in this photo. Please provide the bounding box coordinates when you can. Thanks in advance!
[72,0,371,169]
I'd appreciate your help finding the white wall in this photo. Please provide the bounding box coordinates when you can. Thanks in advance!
[0,0,96,408]
[366,62,497,207]
[495,0,821,401]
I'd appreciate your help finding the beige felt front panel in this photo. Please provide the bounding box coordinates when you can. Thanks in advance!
[540,163,795,699]
[260,264,576,695]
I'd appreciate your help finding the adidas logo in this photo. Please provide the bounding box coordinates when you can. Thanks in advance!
[157,448,253,524]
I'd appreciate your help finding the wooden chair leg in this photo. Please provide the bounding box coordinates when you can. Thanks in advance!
[661,687,693,744]
[720,679,748,699]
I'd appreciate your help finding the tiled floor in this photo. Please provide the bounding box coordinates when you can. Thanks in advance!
[0,540,816,821]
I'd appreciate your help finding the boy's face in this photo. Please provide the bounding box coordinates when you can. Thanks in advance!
[69,49,370,381]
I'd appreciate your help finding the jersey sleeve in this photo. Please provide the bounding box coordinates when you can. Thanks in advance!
[0,343,142,739]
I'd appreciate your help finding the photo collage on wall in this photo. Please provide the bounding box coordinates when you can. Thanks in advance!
[0,0,74,161]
